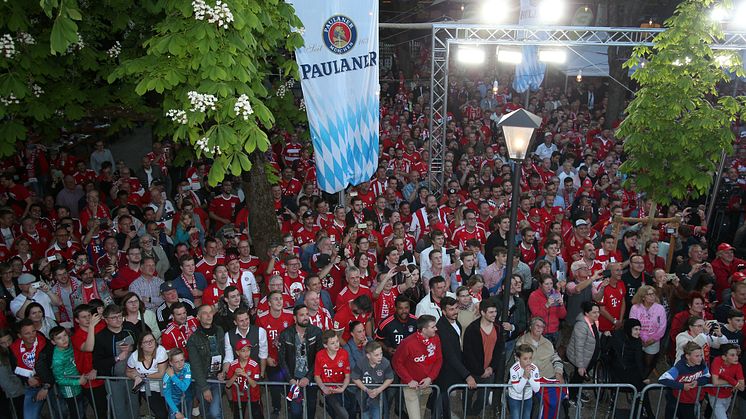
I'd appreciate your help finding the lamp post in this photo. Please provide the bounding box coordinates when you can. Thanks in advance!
[497,108,542,324]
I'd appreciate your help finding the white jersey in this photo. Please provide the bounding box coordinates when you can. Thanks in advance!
[508,361,541,401]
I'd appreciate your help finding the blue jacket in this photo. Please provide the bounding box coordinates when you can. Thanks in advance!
[173,273,207,302]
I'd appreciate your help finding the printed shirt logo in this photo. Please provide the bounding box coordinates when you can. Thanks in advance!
[323,15,357,54]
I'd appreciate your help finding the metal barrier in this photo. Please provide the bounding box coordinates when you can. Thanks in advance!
[638,383,740,419]
[21,376,439,419]
[447,383,639,419]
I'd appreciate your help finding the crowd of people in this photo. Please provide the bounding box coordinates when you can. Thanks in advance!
[0,60,745,419]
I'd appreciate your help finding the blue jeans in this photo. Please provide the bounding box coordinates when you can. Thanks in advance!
[200,382,223,419]
[288,385,317,419]
[24,387,45,419]
[362,395,387,419]
[508,396,532,419]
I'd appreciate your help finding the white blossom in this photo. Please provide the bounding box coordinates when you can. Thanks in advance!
[187,91,217,112]
[276,85,287,98]
[65,33,85,54]
[299,99,306,111]
[192,0,234,29]
[1,34,16,59]
[31,84,43,98]
[107,41,121,59]
[0,93,19,106]
[233,94,253,120]
[166,109,188,125]
[17,32,35,45]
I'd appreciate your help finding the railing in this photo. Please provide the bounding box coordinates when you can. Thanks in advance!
[20,376,440,419]
[638,383,741,419]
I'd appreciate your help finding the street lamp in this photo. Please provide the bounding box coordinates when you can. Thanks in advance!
[497,108,542,323]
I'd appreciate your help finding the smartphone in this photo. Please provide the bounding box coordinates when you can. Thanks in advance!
[349,191,358,197]
[393,265,407,273]
[31,282,42,290]
[357,223,367,229]
[47,255,58,262]
[666,227,675,234]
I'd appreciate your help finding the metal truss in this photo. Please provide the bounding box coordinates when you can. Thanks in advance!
[427,24,746,196]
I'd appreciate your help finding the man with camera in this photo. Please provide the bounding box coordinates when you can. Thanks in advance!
[10,273,62,320]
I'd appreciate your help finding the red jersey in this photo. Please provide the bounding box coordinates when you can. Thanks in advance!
[309,307,334,330]
[391,332,443,383]
[595,248,623,270]
[160,317,200,358]
[195,256,225,284]
[374,287,400,326]
[518,242,537,270]
[109,265,140,291]
[73,169,97,186]
[202,283,228,306]
[705,356,744,398]
[451,225,487,249]
[80,204,111,231]
[238,256,261,274]
[335,285,373,312]
[256,309,294,360]
[333,305,371,342]
[208,194,240,231]
[280,177,302,197]
[598,280,626,332]
[282,271,306,300]
[294,225,320,247]
[226,359,261,401]
[314,349,350,386]
[256,293,295,315]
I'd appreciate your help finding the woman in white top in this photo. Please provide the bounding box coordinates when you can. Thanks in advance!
[674,315,728,362]
[126,332,168,419]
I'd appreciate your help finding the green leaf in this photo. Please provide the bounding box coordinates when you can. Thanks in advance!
[230,155,242,176]
[50,16,78,54]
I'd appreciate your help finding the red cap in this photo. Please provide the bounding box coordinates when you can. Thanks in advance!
[582,178,593,188]
[550,207,564,216]
[236,338,251,352]
[732,272,746,283]
[529,208,540,217]
[225,253,239,263]
[717,243,734,252]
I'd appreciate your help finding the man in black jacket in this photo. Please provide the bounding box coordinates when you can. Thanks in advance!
[92,304,140,419]
[463,299,505,416]
[186,304,226,419]
[278,304,322,419]
[435,297,477,418]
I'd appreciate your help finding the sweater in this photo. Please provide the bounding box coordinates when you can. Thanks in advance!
[659,357,710,404]
[52,346,82,398]
[515,333,564,379]
[391,332,442,383]
[629,303,667,344]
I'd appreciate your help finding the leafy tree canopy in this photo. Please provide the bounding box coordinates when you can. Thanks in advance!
[618,0,746,205]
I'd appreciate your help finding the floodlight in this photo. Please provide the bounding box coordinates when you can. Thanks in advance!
[734,3,746,28]
[576,70,582,83]
[481,0,509,23]
[497,48,523,64]
[457,46,486,64]
[538,0,566,24]
[538,49,567,63]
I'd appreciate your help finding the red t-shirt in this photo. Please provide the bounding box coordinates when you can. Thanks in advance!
[196,256,225,284]
[335,285,373,312]
[333,305,370,342]
[256,293,295,315]
[202,283,227,306]
[109,265,140,291]
[309,308,334,330]
[706,356,744,398]
[226,359,261,401]
[256,310,294,360]
[314,349,351,386]
[71,323,106,388]
[208,194,240,231]
[598,280,626,332]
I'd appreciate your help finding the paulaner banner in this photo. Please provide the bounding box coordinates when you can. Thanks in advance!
[288,0,380,193]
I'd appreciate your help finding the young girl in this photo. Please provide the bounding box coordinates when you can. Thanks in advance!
[508,344,541,419]
[50,325,87,419]
[162,348,192,419]
[659,341,711,419]
[707,344,745,419]
[225,339,262,419]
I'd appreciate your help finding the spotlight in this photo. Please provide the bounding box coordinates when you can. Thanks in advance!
[481,0,509,23]
[576,70,582,83]
[538,0,566,24]
[492,80,499,94]
[458,46,486,64]
[710,5,729,22]
[538,49,567,63]
[497,48,523,64]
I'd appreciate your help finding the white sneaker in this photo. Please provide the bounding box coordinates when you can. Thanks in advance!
[192,407,201,417]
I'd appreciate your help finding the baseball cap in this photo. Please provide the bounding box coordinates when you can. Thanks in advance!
[448,188,458,195]
[731,271,746,283]
[717,243,734,252]
[303,210,315,218]
[575,219,589,227]
[236,338,251,352]
[160,281,177,293]
[18,273,36,285]
[315,254,331,270]
[225,252,239,263]
[529,208,540,217]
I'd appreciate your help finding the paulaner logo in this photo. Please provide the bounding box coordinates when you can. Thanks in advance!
[323,15,357,54]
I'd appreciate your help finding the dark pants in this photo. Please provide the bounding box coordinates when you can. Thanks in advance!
[322,393,348,419]
[64,394,87,419]
[569,357,597,401]
[141,391,169,419]
[230,400,263,419]
[665,392,698,419]
[83,385,109,419]
[288,385,317,419]
[266,366,284,413]
[464,374,496,416]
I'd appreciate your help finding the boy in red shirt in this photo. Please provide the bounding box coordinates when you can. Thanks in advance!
[70,304,108,418]
[226,339,263,419]
[314,330,351,418]
[708,344,745,419]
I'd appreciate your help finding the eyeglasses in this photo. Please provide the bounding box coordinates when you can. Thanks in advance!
[142,339,156,345]
[106,314,123,320]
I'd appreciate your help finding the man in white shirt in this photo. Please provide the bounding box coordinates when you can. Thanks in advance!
[415,276,456,320]
[534,133,558,161]
[420,230,451,278]
[223,307,269,375]
[10,273,62,320]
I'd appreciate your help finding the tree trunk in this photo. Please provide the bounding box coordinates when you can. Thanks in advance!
[243,152,281,262]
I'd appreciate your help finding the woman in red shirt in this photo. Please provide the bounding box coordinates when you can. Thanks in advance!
[528,274,567,344]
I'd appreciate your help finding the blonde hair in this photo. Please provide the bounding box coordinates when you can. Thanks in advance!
[631,285,658,306]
